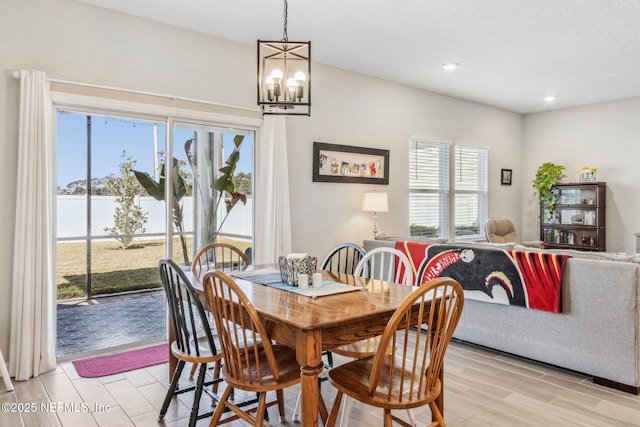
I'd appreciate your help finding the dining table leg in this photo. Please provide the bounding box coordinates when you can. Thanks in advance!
[296,329,324,426]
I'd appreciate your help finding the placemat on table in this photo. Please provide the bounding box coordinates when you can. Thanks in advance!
[231,269,362,297]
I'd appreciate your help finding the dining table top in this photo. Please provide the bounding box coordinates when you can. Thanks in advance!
[189,265,419,340]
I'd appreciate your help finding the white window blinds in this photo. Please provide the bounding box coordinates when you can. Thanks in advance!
[409,138,488,239]
[454,145,488,238]
[409,138,450,238]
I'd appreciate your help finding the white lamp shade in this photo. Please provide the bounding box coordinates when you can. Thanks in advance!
[362,192,389,213]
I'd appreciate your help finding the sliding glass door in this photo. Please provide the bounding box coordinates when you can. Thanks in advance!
[56,109,255,357]
[174,122,254,261]
[57,111,170,300]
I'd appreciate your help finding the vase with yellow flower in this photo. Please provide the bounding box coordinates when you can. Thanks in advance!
[577,166,597,182]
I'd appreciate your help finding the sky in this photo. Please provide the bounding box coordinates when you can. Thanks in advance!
[56,111,253,189]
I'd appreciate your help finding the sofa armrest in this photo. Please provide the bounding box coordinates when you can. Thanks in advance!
[520,240,546,249]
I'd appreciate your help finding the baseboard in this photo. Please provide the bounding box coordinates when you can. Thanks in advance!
[593,376,640,395]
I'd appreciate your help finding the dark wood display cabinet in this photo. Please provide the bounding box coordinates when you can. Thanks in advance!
[540,182,606,251]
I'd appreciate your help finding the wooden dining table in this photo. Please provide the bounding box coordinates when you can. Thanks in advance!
[185,266,444,427]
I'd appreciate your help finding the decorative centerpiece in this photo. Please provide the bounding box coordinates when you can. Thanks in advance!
[577,166,597,182]
[278,253,317,286]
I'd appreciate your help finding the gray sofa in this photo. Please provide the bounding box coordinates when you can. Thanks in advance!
[364,238,640,394]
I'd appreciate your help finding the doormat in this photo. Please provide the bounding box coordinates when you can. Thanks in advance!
[72,343,168,378]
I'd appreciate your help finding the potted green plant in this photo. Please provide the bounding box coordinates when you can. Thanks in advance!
[532,162,565,222]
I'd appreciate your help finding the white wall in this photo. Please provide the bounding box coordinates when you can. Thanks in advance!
[0,0,522,357]
[521,97,640,252]
[287,65,523,255]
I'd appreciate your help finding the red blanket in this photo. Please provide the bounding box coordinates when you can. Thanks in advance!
[395,241,569,313]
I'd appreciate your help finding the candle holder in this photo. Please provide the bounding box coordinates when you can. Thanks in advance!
[278,255,317,286]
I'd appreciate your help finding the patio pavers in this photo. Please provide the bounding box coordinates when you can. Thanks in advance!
[56,290,165,357]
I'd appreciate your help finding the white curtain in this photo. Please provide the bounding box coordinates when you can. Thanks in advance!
[9,70,57,380]
[255,116,292,264]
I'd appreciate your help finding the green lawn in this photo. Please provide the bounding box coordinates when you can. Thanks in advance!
[56,237,251,299]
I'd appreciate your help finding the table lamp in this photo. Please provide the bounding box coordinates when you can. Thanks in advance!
[362,191,388,237]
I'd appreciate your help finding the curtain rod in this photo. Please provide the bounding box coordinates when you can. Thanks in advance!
[11,69,260,113]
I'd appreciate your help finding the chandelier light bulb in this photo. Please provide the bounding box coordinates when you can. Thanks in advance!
[293,72,305,101]
[286,77,297,101]
[270,69,283,81]
[265,76,275,101]
[270,70,282,99]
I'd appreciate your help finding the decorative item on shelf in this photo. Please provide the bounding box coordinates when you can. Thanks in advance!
[257,0,311,116]
[362,190,389,237]
[278,253,317,286]
[577,166,597,182]
[571,214,583,224]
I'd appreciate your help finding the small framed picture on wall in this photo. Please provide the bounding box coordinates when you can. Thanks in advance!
[501,169,512,186]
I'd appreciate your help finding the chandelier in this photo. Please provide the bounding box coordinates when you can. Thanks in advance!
[257,0,311,116]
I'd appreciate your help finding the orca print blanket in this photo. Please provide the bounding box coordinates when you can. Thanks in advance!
[396,241,569,313]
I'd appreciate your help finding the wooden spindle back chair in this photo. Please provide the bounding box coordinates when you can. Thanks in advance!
[326,277,464,427]
[332,246,417,426]
[321,243,366,275]
[157,258,223,427]
[354,246,414,285]
[192,242,250,280]
[202,269,302,426]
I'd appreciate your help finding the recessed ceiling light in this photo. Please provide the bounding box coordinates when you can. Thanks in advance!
[442,63,459,71]
[544,96,556,102]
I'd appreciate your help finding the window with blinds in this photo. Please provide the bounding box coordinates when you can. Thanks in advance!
[409,139,450,237]
[454,145,488,238]
[409,138,488,239]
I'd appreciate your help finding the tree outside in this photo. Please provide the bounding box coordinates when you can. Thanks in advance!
[103,151,149,249]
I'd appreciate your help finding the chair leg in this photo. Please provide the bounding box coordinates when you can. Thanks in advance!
[209,386,233,426]
[339,395,354,427]
[0,350,13,392]
[255,392,267,427]
[292,390,302,421]
[211,360,222,394]
[325,350,334,367]
[189,363,208,427]
[159,360,186,421]
[189,362,198,379]
[429,401,446,427]
[383,409,393,427]
[276,389,286,422]
[407,408,417,426]
[326,390,344,427]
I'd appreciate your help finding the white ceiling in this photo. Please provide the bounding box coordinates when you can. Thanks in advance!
[76,0,640,114]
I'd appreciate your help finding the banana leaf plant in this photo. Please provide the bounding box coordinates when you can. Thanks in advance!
[133,159,190,265]
[185,134,247,249]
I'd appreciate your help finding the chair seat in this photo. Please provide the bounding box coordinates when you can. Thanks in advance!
[221,344,301,392]
[328,356,441,410]
[171,336,222,364]
[330,336,386,359]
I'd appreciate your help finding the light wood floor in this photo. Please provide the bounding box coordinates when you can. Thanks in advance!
[2,340,640,426]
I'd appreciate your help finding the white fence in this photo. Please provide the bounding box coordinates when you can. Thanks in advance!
[57,195,253,240]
